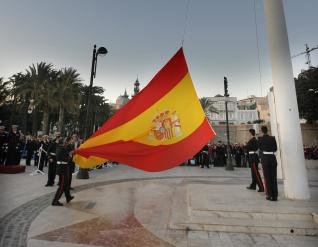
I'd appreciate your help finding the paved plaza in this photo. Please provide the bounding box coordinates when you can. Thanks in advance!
[1,161,318,247]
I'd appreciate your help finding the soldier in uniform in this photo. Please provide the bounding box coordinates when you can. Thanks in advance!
[0,126,8,165]
[246,129,264,192]
[200,144,210,168]
[259,126,278,201]
[45,132,61,187]
[52,136,74,206]
[5,125,22,166]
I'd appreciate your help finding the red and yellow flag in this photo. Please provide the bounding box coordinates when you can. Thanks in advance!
[73,48,216,172]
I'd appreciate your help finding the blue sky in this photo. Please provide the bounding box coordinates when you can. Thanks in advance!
[0,0,317,103]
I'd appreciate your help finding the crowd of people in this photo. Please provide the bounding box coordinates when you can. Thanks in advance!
[304,144,318,160]
[0,125,81,206]
[187,141,255,168]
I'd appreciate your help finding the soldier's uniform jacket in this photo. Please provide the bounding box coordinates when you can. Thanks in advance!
[8,131,21,150]
[47,140,58,160]
[56,143,74,162]
[56,143,72,173]
[258,135,277,155]
[246,137,259,163]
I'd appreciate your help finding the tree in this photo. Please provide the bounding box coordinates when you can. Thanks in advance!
[0,77,12,126]
[0,77,10,106]
[199,97,218,114]
[13,63,58,134]
[79,85,111,137]
[8,73,31,132]
[55,68,82,134]
[295,67,318,123]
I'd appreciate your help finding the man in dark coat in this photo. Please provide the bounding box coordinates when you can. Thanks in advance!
[5,125,22,166]
[0,126,8,165]
[25,135,37,166]
[259,126,278,201]
[214,141,226,167]
[233,143,243,167]
[200,144,210,168]
[246,129,264,192]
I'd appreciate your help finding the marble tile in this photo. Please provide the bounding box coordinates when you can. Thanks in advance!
[32,214,173,247]
[28,206,97,238]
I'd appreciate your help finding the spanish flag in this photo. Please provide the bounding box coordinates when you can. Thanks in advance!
[73,48,216,172]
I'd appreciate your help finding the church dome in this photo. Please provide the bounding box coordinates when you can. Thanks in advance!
[116,89,129,109]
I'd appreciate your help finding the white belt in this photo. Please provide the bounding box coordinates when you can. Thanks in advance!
[248,151,257,154]
[263,151,275,154]
[57,161,68,164]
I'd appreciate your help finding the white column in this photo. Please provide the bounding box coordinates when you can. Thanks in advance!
[264,0,310,199]
[267,90,283,179]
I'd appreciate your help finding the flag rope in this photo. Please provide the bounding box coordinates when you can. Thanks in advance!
[181,0,190,47]
[253,0,263,97]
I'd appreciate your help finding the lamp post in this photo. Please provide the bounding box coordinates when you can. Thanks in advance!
[77,44,108,179]
[27,99,36,135]
[224,77,234,170]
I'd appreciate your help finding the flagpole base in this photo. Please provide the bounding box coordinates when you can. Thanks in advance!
[76,168,89,179]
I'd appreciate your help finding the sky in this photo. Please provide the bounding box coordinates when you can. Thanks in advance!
[0,0,317,103]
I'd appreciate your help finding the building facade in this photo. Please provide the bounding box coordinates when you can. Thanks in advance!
[115,90,129,109]
[237,95,270,123]
[206,95,259,125]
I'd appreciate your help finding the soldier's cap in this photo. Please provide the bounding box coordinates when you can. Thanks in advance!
[0,126,5,130]
[12,125,18,128]
[55,132,61,136]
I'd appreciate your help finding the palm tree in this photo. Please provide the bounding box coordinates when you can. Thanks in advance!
[0,77,10,106]
[14,62,58,134]
[55,68,82,134]
[79,85,109,137]
[8,73,32,129]
[199,97,218,114]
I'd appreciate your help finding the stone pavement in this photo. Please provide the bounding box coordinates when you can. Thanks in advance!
[0,161,318,247]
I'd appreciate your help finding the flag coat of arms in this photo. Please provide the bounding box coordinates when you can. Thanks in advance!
[73,48,216,172]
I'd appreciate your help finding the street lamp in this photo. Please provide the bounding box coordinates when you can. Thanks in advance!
[77,44,108,180]
[224,77,234,171]
[83,45,108,139]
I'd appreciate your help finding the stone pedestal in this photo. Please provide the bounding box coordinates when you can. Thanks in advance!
[0,165,26,174]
